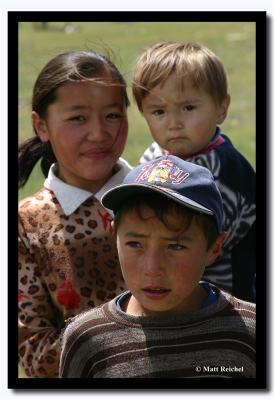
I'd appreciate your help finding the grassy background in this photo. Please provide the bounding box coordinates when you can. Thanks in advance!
[18,21,255,378]
[19,21,255,202]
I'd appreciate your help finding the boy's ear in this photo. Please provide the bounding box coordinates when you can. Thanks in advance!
[111,220,116,236]
[217,95,230,124]
[32,111,49,142]
[206,232,227,266]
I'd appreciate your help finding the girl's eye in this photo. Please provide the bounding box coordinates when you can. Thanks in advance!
[168,243,186,251]
[125,241,142,249]
[107,113,122,120]
[183,105,195,111]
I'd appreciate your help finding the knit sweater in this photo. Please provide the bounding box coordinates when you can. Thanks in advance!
[139,129,256,301]
[18,159,131,378]
[59,286,256,378]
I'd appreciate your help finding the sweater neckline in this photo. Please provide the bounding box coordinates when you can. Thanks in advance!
[104,284,231,329]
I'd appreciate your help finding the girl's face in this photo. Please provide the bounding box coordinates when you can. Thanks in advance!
[33,79,128,193]
[116,207,224,317]
[141,73,230,158]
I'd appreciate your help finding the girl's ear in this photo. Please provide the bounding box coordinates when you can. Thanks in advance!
[217,95,231,124]
[206,232,227,266]
[32,111,49,142]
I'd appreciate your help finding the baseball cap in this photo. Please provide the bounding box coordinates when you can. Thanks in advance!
[102,155,224,233]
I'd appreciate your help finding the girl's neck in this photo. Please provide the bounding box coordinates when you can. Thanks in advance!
[57,166,114,193]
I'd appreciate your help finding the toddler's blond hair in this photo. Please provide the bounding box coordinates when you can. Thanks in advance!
[132,42,229,111]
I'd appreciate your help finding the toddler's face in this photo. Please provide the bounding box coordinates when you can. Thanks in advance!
[141,73,229,158]
[116,206,222,317]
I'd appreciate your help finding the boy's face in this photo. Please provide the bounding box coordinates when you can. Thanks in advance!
[116,206,223,317]
[141,73,230,158]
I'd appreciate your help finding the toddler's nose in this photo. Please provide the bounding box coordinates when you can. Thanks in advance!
[168,111,183,130]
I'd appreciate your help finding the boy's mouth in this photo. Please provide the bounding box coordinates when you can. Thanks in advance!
[142,286,171,299]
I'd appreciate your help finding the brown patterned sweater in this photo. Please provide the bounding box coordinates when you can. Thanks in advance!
[59,288,256,378]
[18,161,131,378]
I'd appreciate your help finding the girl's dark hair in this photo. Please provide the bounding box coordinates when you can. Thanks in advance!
[19,50,130,189]
[114,193,219,250]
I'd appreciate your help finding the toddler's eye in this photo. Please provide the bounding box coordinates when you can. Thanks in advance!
[152,109,164,116]
[183,105,195,111]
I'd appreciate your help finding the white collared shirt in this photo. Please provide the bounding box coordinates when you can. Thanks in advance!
[44,158,132,216]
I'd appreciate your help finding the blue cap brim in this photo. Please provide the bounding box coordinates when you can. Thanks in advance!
[102,183,214,217]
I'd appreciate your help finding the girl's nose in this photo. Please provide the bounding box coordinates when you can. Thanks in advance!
[86,117,106,141]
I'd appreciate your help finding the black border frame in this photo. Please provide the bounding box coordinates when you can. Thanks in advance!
[10,10,267,390]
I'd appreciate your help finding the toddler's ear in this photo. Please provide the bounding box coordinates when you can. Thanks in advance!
[32,111,49,142]
[217,95,230,124]
[206,232,227,266]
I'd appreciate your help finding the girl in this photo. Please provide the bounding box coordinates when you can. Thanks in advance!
[18,50,131,377]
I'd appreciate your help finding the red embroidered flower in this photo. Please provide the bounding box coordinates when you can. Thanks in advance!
[97,209,113,235]
[18,290,29,302]
[56,281,80,310]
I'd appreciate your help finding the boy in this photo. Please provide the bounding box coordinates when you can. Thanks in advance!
[59,156,255,378]
[132,42,256,301]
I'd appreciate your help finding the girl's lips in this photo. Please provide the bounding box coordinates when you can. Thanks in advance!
[82,149,111,160]
[142,287,171,299]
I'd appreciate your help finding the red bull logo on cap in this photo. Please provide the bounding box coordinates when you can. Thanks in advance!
[135,160,190,185]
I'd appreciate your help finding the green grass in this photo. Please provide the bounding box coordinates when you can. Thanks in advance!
[19,21,255,201]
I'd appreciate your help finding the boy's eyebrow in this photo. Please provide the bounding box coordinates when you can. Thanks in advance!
[124,232,148,238]
[124,232,192,241]
[163,235,193,242]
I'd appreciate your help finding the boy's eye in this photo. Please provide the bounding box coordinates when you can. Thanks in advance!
[125,241,142,249]
[68,115,86,122]
[168,243,186,251]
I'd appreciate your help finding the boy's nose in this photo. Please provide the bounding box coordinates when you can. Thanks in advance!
[143,249,163,276]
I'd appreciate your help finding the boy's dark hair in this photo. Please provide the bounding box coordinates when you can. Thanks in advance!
[114,193,219,250]
[18,50,130,189]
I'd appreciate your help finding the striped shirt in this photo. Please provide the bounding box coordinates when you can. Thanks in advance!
[138,129,256,301]
[59,286,256,378]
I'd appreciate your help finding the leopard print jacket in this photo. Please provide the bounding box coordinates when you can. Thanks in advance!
[18,187,126,377]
